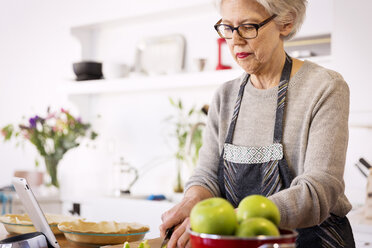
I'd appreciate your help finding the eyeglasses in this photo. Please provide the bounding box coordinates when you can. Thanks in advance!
[214,14,277,39]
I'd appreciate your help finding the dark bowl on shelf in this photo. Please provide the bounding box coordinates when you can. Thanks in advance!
[73,61,103,81]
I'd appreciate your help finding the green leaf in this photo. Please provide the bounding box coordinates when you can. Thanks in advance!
[169,97,176,107]
[1,124,14,141]
[35,158,39,168]
[90,131,98,140]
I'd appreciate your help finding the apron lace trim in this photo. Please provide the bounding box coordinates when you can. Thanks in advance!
[223,143,283,164]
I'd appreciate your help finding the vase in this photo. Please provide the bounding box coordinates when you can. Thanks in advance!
[44,157,60,188]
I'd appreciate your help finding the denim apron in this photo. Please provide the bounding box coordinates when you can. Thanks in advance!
[217,55,355,247]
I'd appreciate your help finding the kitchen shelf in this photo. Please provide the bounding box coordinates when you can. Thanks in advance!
[61,69,244,96]
[61,55,332,96]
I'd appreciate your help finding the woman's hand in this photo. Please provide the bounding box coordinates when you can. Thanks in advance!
[159,186,212,248]
[162,215,191,248]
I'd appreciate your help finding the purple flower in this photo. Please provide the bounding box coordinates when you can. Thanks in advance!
[29,116,39,128]
[76,117,82,123]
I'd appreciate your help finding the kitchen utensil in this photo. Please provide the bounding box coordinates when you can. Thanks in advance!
[359,158,372,169]
[0,213,81,235]
[103,63,130,79]
[112,157,139,196]
[134,34,185,75]
[354,163,368,178]
[194,58,207,72]
[0,232,50,248]
[365,168,372,219]
[1,220,59,235]
[216,38,232,70]
[160,226,175,248]
[58,219,149,246]
[189,229,297,248]
[73,61,103,81]
[58,229,148,246]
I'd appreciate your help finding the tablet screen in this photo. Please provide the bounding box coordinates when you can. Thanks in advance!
[12,177,60,248]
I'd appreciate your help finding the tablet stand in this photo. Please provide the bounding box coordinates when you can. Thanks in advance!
[0,231,54,248]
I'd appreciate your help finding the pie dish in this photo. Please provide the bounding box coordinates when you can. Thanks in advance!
[0,213,81,235]
[58,219,149,246]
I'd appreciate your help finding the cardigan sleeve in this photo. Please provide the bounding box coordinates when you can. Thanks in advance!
[269,77,351,228]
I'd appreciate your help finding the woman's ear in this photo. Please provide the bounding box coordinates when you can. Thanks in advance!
[280,22,294,37]
[279,13,295,37]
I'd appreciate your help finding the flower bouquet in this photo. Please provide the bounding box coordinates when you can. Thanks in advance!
[1,108,98,188]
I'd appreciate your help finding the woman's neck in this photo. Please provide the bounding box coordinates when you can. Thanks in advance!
[250,50,286,90]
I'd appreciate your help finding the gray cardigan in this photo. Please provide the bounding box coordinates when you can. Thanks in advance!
[185,60,352,229]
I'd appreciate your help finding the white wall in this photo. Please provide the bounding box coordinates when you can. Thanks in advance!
[0,0,225,194]
[0,0,370,207]
[332,0,372,207]
[0,1,72,183]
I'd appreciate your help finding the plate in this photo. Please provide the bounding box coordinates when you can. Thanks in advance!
[1,221,60,235]
[0,213,81,235]
[59,229,148,246]
[58,219,150,246]
[134,34,186,75]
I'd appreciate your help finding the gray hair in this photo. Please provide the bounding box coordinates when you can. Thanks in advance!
[215,0,308,40]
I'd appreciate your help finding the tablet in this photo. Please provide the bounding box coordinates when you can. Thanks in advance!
[12,177,60,248]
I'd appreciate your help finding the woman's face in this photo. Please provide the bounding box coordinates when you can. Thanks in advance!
[220,0,289,74]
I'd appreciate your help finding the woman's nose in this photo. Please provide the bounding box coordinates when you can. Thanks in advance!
[231,30,245,45]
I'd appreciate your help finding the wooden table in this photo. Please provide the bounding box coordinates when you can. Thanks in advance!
[0,224,161,248]
[103,238,162,247]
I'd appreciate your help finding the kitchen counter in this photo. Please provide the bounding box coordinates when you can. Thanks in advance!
[2,206,370,247]
[0,224,161,248]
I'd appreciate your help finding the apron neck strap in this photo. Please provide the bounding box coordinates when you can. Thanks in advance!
[273,54,292,143]
[224,54,293,144]
[224,73,250,144]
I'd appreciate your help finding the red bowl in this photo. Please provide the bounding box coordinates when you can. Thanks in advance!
[189,229,297,248]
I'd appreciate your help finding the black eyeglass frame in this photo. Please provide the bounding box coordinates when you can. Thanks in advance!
[214,14,277,39]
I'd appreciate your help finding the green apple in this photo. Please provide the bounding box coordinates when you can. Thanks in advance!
[236,217,280,237]
[137,240,150,248]
[190,197,238,235]
[237,195,280,226]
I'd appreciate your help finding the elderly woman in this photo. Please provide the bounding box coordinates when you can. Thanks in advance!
[160,0,355,247]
